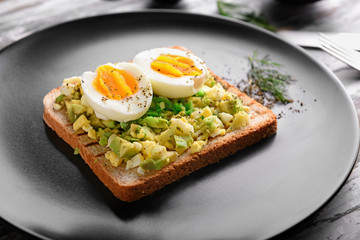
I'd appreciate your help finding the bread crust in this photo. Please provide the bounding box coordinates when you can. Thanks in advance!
[43,51,277,202]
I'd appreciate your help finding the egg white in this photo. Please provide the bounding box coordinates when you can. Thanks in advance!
[133,48,208,99]
[81,62,153,122]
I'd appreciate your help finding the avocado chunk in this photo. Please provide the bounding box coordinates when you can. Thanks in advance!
[99,136,108,146]
[89,114,105,129]
[140,151,177,170]
[203,116,216,132]
[65,101,76,122]
[140,158,168,171]
[174,135,194,153]
[55,94,65,104]
[141,116,168,129]
[140,159,158,170]
[130,124,156,141]
[174,135,188,149]
[119,141,141,158]
[109,136,123,156]
[102,120,117,129]
[71,104,87,115]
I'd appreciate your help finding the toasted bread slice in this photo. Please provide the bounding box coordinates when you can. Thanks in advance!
[43,50,277,202]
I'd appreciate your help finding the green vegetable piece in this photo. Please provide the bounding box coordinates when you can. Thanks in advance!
[184,100,194,115]
[140,158,169,171]
[65,101,76,122]
[195,89,205,97]
[142,126,156,141]
[146,111,160,117]
[89,114,105,129]
[71,104,87,115]
[172,102,184,114]
[103,131,112,138]
[118,122,130,131]
[204,117,216,132]
[109,136,122,156]
[102,120,117,129]
[154,158,170,170]
[184,100,193,111]
[119,142,140,158]
[174,135,193,149]
[140,159,158,170]
[99,136,108,147]
[122,135,140,142]
[55,94,65,104]
[141,116,168,128]
[74,147,80,155]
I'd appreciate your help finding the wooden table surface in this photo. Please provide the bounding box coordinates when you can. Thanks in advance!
[1,0,360,239]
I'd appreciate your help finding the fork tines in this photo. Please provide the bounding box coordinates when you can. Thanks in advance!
[318,33,360,71]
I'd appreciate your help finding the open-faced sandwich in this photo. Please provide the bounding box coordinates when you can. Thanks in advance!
[43,46,277,202]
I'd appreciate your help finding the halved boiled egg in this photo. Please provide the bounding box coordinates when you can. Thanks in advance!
[133,48,208,98]
[81,62,152,122]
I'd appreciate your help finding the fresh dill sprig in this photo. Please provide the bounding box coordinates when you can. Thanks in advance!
[217,0,276,32]
[248,51,293,104]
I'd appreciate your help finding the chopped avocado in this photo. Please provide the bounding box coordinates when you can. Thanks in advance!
[140,159,158,170]
[142,126,156,141]
[203,116,216,132]
[65,100,76,122]
[71,104,87,115]
[174,135,188,149]
[122,135,140,142]
[155,127,175,145]
[174,135,194,153]
[140,151,177,170]
[109,136,122,156]
[102,120,117,129]
[99,136,108,146]
[119,141,141,158]
[130,124,155,141]
[154,158,170,170]
[139,158,168,171]
[55,94,65,104]
[89,114,105,129]
[141,116,168,129]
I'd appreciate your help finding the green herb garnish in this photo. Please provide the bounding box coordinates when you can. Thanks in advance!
[247,51,293,104]
[74,147,80,155]
[217,0,276,32]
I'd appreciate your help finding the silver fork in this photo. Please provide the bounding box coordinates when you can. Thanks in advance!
[318,33,360,71]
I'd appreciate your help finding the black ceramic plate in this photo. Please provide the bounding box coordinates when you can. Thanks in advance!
[0,11,358,240]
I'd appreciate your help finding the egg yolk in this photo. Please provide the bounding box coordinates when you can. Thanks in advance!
[92,65,139,100]
[151,54,203,78]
